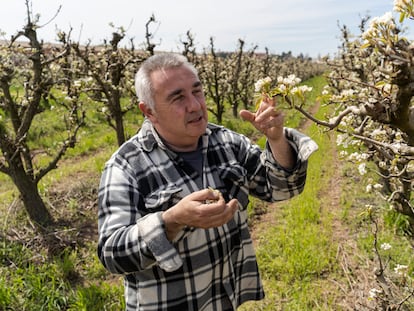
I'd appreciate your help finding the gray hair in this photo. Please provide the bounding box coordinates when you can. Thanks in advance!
[135,53,199,110]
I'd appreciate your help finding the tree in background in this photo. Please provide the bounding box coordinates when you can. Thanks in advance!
[198,37,229,124]
[72,25,145,146]
[226,39,258,118]
[180,30,198,65]
[0,2,84,227]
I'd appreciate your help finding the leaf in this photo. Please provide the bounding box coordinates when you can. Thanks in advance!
[375,81,386,88]
[255,96,263,111]
[360,42,371,49]
[399,12,405,23]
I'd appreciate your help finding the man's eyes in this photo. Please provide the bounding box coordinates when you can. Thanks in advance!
[172,94,185,101]
[172,89,203,102]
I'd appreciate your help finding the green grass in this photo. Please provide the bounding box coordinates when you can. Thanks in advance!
[0,236,125,310]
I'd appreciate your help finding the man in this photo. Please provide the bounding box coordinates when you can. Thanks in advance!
[98,53,318,310]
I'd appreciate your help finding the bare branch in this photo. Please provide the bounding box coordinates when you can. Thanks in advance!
[38,5,62,28]
[35,110,85,182]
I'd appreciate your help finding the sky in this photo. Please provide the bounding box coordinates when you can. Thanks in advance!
[0,0,403,58]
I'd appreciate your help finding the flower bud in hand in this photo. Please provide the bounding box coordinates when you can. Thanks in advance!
[205,186,222,204]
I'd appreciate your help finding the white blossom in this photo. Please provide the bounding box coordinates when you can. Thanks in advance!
[363,12,395,40]
[329,117,338,124]
[278,84,286,92]
[336,134,345,146]
[369,288,382,299]
[379,161,387,169]
[380,243,392,250]
[394,264,408,276]
[393,0,409,13]
[358,163,367,175]
[377,12,394,25]
[254,77,272,92]
[371,128,387,140]
[373,184,383,190]
[348,152,370,162]
[382,83,392,94]
[283,74,301,86]
[341,89,355,97]
[395,132,403,141]
[299,85,313,93]
[339,150,348,159]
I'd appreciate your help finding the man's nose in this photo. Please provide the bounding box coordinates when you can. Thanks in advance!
[187,95,202,111]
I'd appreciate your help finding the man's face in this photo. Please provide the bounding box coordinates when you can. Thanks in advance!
[142,66,208,151]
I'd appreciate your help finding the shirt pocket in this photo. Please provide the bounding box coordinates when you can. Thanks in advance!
[143,186,183,213]
[218,162,247,186]
[217,162,249,208]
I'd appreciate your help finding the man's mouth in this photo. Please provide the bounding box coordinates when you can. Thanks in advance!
[188,116,203,123]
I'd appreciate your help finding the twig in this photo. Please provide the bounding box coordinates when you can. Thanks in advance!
[395,288,414,310]
[38,5,62,28]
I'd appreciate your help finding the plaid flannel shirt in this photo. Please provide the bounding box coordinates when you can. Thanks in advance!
[98,119,318,311]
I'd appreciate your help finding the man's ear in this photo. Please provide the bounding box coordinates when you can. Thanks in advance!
[139,102,156,121]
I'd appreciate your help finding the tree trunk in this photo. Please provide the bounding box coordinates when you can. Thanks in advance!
[232,103,239,118]
[11,170,53,227]
[111,93,126,146]
[115,112,126,146]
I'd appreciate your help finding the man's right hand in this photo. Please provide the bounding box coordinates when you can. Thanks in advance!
[162,188,239,241]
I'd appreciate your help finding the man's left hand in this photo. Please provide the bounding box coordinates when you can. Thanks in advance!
[240,96,295,169]
[239,96,284,142]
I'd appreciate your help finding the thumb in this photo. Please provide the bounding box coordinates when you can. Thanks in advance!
[239,109,255,122]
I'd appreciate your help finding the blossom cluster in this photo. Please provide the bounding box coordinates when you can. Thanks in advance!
[393,0,414,20]
[394,0,411,12]
[254,77,272,93]
[253,75,313,109]
[362,11,396,49]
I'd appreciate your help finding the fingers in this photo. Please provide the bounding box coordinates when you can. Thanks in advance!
[255,106,281,123]
[257,96,276,113]
[239,109,255,122]
[195,199,238,229]
[186,188,221,204]
[240,99,280,125]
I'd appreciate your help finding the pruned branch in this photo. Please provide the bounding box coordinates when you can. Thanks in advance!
[35,109,85,182]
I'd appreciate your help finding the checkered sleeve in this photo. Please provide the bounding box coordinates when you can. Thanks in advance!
[97,160,182,275]
[261,127,318,201]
